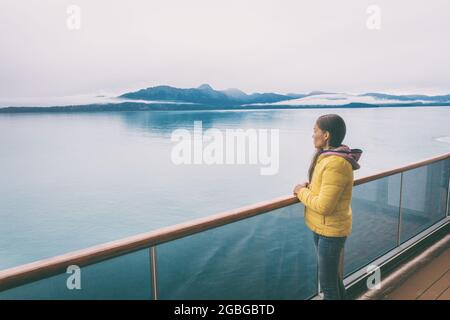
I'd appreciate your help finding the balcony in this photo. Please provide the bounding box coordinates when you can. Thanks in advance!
[0,152,449,300]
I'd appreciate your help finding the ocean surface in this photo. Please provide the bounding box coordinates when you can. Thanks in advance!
[1,106,449,273]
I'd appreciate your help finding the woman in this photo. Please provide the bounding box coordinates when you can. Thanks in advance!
[293,114,362,300]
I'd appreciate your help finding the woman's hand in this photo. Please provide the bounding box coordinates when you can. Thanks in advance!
[293,182,309,195]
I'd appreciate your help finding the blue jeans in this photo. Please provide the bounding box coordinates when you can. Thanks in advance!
[313,231,348,300]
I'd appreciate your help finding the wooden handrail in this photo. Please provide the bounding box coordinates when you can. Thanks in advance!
[0,152,449,291]
[353,152,449,186]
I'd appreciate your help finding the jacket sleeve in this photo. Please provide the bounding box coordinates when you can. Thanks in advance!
[297,159,350,216]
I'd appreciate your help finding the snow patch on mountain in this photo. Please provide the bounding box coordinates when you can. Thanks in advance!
[243,93,430,106]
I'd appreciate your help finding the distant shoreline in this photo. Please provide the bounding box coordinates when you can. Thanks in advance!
[1,102,449,113]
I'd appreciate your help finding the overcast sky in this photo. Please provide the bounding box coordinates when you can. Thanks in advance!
[1,0,449,99]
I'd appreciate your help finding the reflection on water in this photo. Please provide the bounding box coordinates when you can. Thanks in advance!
[116,109,287,136]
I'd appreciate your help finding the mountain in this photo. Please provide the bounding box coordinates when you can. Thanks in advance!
[1,85,449,113]
[243,92,450,107]
[222,88,247,99]
[360,93,450,102]
[119,84,295,106]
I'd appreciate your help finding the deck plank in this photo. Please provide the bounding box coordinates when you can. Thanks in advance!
[385,247,450,300]
[417,271,450,300]
[437,287,450,300]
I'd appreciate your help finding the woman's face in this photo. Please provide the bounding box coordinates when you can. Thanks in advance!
[313,123,330,149]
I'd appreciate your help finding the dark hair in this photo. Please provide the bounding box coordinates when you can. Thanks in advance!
[307,114,346,182]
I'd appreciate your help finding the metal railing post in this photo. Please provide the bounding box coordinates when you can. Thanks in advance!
[446,169,450,217]
[150,246,159,300]
[317,263,321,297]
[396,172,404,246]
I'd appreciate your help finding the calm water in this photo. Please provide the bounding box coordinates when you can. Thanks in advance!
[1,107,449,270]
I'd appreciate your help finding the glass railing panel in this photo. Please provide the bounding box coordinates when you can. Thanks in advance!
[0,248,151,299]
[345,173,402,275]
[156,202,317,299]
[400,158,450,243]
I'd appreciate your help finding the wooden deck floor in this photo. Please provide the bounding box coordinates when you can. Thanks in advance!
[384,244,450,300]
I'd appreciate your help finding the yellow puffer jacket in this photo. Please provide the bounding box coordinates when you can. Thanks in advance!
[297,154,354,237]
